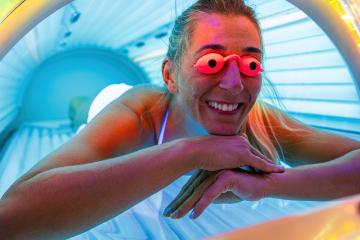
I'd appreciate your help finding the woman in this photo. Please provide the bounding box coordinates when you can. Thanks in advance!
[0,0,359,239]
[158,0,360,219]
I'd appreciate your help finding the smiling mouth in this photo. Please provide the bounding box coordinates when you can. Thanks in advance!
[206,101,243,112]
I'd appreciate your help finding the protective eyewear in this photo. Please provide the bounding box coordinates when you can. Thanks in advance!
[193,53,263,77]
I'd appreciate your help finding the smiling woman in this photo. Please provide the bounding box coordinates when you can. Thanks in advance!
[162,3,296,161]
[0,0,360,239]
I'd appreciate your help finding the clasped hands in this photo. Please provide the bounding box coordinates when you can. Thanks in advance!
[163,168,274,219]
[163,135,284,219]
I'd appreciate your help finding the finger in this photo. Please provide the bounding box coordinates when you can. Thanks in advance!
[170,170,212,211]
[239,134,283,173]
[249,144,273,163]
[182,170,202,190]
[163,170,203,216]
[164,170,211,216]
[170,173,218,219]
[190,175,230,219]
[246,153,284,173]
[239,132,249,140]
[175,169,202,199]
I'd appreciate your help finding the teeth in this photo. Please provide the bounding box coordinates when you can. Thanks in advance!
[207,101,239,112]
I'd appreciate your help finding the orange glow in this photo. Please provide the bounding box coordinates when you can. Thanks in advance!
[327,0,360,48]
[210,196,360,240]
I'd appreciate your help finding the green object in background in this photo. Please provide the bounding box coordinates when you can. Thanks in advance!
[0,0,25,23]
[69,96,92,131]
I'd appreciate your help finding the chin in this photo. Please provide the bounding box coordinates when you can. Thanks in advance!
[201,115,246,136]
[206,125,241,136]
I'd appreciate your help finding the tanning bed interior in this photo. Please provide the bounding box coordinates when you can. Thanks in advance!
[0,0,359,239]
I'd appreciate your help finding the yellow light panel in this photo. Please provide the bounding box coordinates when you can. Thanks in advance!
[0,0,25,23]
[328,0,360,48]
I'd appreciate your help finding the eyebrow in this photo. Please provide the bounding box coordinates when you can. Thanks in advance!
[243,46,263,55]
[194,44,263,55]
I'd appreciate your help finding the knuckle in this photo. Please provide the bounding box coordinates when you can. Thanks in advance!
[239,133,247,139]
[240,135,249,143]
[242,147,252,156]
[226,173,238,190]
[218,171,236,191]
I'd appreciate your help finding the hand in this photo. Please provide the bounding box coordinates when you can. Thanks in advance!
[163,168,275,219]
[188,134,284,173]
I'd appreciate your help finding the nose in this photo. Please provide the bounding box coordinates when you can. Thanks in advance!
[219,59,244,95]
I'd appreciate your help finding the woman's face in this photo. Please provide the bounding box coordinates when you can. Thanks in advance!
[173,13,262,135]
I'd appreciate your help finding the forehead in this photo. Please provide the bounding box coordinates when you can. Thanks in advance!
[189,13,261,52]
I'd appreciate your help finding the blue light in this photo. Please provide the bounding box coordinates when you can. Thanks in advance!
[70,11,81,24]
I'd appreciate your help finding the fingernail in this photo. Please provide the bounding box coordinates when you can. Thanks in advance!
[163,206,173,216]
[189,210,196,219]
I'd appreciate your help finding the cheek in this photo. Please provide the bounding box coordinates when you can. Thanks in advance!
[246,77,262,99]
[176,77,199,108]
[178,74,205,98]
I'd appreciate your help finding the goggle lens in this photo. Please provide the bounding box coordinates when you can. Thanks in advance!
[193,53,263,77]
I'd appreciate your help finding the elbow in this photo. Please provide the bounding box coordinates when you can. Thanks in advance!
[0,181,27,238]
[0,184,65,240]
[0,172,63,240]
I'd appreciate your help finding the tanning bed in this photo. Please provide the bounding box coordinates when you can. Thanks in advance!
[0,0,359,239]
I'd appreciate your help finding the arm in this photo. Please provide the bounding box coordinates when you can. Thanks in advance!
[263,103,360,199]
[164,105,360,218]
[0,86,282,239]
[163,148,360,219]
[0,88,195,239]
[267,148,360,200]
[0,138,193,240]
[262,103,360,166]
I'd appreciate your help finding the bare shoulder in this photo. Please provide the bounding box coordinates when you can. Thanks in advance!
[71,83,168,156]
[12,84,167,185]
[67,84,166,153]
[113,84,167,115]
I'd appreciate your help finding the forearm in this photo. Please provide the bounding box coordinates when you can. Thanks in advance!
[266,149,360,200]
[0,138,194,239]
